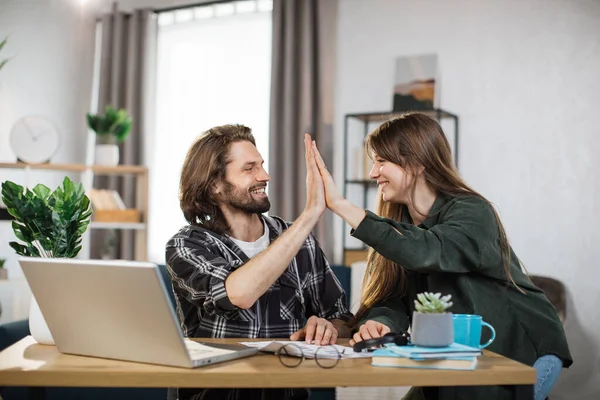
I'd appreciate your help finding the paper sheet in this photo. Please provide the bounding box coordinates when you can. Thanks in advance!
[239,340,372,359]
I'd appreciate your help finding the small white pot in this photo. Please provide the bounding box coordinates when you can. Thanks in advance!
[411,312,454,347]
[95,144,120,166]
[29,295,55,345]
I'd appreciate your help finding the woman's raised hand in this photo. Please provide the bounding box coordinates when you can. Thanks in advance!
[311,141,345,211]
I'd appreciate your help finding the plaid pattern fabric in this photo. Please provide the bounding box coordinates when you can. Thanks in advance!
[165,214,352,339]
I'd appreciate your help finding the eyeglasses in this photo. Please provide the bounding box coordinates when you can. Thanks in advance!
[351,331,411,353]
[275,343,342,369]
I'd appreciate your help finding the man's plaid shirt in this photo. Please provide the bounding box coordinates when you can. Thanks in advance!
[165,214,353,339]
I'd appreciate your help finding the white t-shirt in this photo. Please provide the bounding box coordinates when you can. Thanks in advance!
[229,222,270,259]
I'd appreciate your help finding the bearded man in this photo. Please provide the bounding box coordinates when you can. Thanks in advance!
[166,124,352,400]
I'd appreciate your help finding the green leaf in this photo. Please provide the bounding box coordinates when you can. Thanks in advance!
[1,180,24,207]
[11,220,33,243]
[0,37,7,53]
[414,301,425,313]
[86,113,99,133]
[9,242,40,257]
[0,36,10,72]
[32,184,51,201]
[112,117,132,142]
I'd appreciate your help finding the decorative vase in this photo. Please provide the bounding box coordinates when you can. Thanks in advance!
[411,312,454,347]
[29,295,55,345]
[95,144,120,166]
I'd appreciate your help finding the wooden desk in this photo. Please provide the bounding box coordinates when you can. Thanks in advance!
[0,336,535,397]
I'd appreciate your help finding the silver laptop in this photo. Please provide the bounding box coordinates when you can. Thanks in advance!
[18,257,258,368]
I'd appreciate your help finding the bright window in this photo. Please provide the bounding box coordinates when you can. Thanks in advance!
[149,0,272,263]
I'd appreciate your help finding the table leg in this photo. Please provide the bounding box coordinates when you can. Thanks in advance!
[27,387,45,400]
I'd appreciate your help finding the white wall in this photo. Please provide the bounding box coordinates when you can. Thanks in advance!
[0,0,100,278]
[334,0,600,398]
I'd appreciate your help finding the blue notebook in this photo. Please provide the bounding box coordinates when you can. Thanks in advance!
[384,343,482,360]
[371,347,478,370]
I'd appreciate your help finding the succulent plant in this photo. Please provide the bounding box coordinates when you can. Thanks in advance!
[414,292,453,313]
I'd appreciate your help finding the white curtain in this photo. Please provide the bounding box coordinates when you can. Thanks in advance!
[149,2,273,263]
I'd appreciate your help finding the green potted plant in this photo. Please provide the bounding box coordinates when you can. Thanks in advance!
[0,258,7,280]
[411,292,454,347]
[1,176,92,345]
[86,105,133,166]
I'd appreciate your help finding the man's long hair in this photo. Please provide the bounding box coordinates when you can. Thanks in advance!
[179,124,255,235]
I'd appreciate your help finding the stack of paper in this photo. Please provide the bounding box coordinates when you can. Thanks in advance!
[239,341,372,359]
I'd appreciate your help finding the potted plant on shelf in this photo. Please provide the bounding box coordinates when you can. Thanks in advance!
[86,105,133,166]
[1,177,92,345]
[411,292,454,347]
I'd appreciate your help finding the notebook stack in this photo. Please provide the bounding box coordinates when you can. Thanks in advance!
[371,343,482,370]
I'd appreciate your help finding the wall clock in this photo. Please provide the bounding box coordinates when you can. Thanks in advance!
[10,116,61,163]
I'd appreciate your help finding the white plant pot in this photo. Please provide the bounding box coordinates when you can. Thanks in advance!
[95,144,120,166]
[29,295,55,345]
[411,312,454,347]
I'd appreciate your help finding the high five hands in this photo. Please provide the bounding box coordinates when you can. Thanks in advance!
[303,133,326,219]
[293,134,366,346]
[303,133,344,212]
[305,134,366,229]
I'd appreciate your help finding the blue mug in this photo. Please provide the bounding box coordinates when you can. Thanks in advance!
[452,314,496,349]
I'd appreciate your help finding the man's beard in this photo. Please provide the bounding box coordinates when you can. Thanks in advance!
[221,180,271,214]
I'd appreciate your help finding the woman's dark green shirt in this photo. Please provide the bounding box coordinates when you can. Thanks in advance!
[352,195,572,399]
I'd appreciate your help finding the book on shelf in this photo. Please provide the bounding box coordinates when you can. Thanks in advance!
[89,189,126,211]
[89,189,140,223]
[371,343,481,371]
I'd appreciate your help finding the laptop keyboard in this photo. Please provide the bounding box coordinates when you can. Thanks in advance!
[185,340,214,359]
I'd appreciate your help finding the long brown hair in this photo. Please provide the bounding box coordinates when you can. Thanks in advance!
[179,124,255,235]
[354,112,523,324]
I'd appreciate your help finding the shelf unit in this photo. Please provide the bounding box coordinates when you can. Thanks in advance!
[342,109,459,265]
[0,162,149,261]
